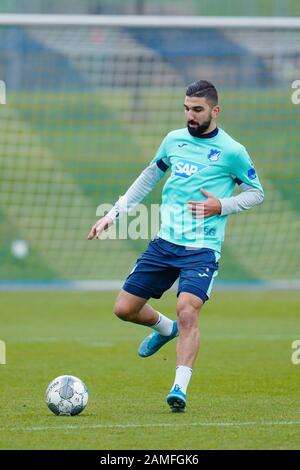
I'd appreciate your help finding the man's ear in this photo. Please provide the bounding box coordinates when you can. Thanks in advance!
[212,105,221,119]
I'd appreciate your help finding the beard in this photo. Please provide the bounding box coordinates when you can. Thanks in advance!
[187,117,212,137]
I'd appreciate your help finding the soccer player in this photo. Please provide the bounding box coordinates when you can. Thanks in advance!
[87,80,264,412]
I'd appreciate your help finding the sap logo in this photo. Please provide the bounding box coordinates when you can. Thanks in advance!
[207,149,221,162]
[248,168,257,180]
[174,160,207,178]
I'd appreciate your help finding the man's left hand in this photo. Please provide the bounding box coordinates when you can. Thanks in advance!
[188,188,221,218]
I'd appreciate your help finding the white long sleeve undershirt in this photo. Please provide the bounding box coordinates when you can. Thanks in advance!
[106,164,264,222]
[106,162,165,222]
[219,182,264,215]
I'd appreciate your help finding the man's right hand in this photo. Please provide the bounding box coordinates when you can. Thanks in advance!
[87,216,113,240]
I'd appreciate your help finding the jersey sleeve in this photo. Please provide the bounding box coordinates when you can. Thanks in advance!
[150,135,171,174]
[231,146,264,192]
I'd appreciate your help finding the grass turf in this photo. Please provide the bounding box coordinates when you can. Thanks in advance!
[0,290,299,450]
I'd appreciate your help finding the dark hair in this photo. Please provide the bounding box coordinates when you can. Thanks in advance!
[186,80,218,106]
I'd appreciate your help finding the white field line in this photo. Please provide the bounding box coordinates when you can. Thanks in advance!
[1,15,300,29]
[1,280,300,291]
[6,420,300,432]
[6,334,298,343]
[6,333,299,348]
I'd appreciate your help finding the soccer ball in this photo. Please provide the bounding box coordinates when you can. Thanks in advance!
[45,375,88,416]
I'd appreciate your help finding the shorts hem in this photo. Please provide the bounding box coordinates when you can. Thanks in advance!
[177,287,208,303]
[123,283,160,300]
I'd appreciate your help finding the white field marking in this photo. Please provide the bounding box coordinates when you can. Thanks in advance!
[1,279,300,291]
[7,334,296,343]
[1,14,300,28]
[7,420,300,432]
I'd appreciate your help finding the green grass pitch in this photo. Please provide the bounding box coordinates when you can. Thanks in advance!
[0,290,299,450]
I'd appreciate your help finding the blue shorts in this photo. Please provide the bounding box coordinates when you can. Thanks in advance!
[123,237,219,304]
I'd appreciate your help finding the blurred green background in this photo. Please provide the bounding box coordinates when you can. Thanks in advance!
[0,16,299,283]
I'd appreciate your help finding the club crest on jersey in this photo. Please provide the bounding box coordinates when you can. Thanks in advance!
[207,149,221,162]
[248,167,257,180]
[174,159,208,178]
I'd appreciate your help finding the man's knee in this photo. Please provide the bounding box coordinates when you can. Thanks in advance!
[114,289,147,322]
[177,308,198,330]
[114,290,145,321]
[114,300,135,321]
[176,294,202,330]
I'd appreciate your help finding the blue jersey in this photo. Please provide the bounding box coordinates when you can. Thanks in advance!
[151,127,263,252]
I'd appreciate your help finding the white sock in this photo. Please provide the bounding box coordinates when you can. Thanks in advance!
[171,365,193,395]
[152,312,173,336]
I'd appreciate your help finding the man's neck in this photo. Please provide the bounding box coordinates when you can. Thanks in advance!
[195,126,219,139]
[202,122,217,135]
